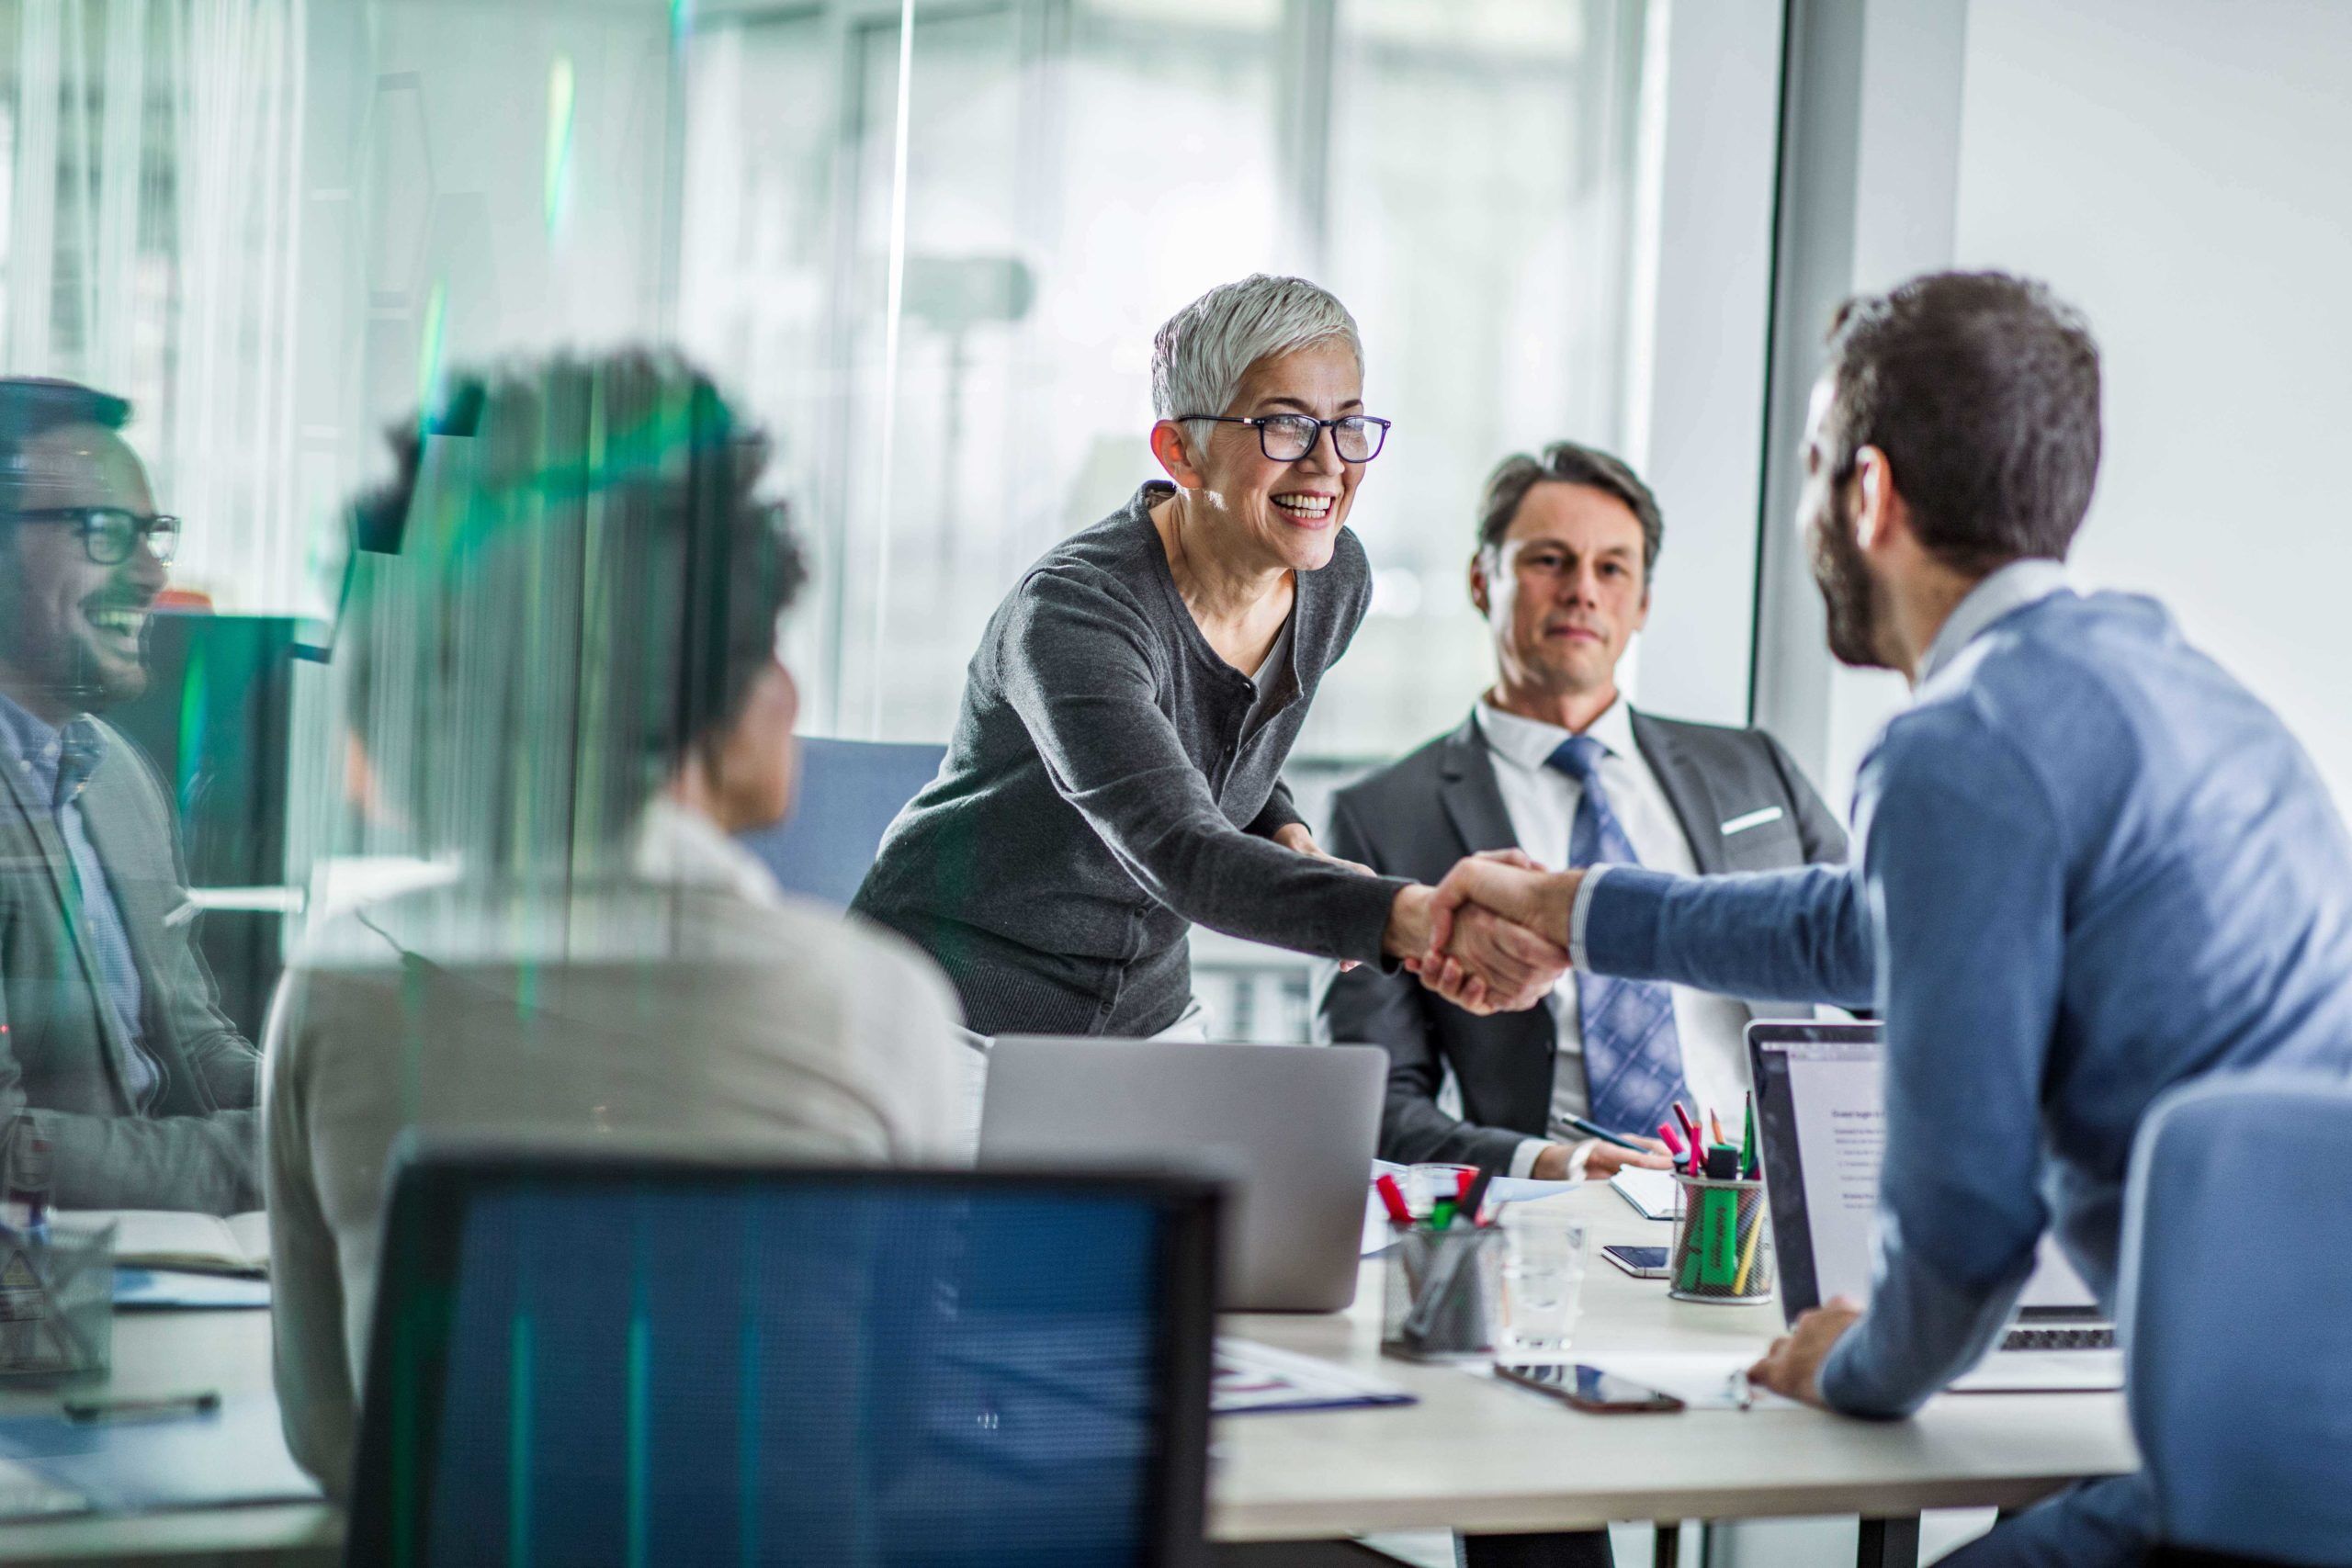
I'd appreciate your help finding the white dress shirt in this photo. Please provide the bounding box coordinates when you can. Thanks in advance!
[1474,697,1755,1178]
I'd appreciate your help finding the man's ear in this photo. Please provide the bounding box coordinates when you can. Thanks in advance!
[1150,420,1205,490]
[1467,550,1492,618]
[1851,446,1902,556]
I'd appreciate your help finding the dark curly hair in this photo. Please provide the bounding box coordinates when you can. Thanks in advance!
[338,352,808,875]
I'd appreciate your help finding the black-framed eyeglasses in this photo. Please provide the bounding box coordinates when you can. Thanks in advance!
[1180,412,1392,464]
[1,507,181,566]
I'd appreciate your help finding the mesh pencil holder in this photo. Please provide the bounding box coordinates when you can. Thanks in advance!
[1380,1224,1501,1361]
[1667,1175,1773,1304]
[0,1222,114,1382]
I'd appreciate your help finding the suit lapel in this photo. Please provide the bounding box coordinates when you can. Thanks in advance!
[0,728,139,1106]
[1632,709,1728,874]
[1437,713,1521,856]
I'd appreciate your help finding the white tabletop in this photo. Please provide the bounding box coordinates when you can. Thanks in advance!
[0,1183,2137,1561]
[1210,1183,2138,1542]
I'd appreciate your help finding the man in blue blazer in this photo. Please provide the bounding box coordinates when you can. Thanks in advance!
[1418,272,2352,1565]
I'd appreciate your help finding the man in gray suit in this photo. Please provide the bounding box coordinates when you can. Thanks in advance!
[0,378,258,1213]
[1319,441,1846,1180]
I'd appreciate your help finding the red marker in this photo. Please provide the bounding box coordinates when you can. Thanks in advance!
[1374,1173,1413,1224]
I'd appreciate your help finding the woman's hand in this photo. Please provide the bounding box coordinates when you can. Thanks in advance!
[1274,823,1375,969]
[1271,822,1374,876]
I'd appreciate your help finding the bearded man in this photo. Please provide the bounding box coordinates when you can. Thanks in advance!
[1413,272,2352,1566]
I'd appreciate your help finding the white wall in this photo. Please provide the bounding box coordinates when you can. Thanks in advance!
[1949,0,2352,804]
[1790,0,2352,811]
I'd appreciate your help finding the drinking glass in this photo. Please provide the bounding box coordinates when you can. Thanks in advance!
[1497,1204,1588,1356]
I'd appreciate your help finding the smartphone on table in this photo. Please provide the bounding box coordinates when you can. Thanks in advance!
[1496,1362,1684,1413]
[1600,1244,1670,1280]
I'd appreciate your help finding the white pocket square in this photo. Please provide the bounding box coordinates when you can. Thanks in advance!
[1720,806,1785,837]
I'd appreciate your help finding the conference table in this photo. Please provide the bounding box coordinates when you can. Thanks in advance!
[0,1184,2135,1568]
[1218,1183,2137,1565]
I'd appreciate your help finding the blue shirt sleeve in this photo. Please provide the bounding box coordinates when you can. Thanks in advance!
[1580,862,1876,1009]
[1817,706,2063,1416]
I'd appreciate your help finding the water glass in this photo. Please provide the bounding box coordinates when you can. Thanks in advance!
[1497,1204,1588,1356]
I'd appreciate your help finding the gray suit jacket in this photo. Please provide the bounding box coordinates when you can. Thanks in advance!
[0,718,260,1213]
[1314,708,1847,1173]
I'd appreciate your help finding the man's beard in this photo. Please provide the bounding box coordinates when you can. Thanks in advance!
[1806,499,1892,671]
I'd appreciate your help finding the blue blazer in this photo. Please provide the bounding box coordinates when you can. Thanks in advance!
[1583,589,2352,1416]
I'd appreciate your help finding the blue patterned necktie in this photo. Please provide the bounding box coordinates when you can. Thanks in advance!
[1545,735,1691,1138]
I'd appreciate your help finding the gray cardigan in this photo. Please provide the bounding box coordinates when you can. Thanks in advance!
[853,482,1408,1036]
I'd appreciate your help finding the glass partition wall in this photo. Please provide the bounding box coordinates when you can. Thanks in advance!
[0,0,1661,1220]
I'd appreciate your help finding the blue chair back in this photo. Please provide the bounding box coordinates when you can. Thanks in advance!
[737,737,946,907]
[2121,1072,2352,1562]
[346,1145,1219,1568]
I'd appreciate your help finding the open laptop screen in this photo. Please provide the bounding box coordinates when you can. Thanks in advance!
[1747,1021,2098,1323]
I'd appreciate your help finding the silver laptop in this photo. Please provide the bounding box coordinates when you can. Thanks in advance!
[1747,1021,2124,1393]
[978,1037,1385,1313]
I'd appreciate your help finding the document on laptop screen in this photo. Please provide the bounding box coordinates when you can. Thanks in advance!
[1781,1037,1885,1303]
[1779,1037,2097,1312]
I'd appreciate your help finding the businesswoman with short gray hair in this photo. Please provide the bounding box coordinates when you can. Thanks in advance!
[854,274,1556,1039]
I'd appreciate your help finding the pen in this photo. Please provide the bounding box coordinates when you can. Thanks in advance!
[1457,1168,1496,1227]
[1374,1173,1414,1224]
[1740,1092,1757,1179]
[1555,1112,1646,1153]
[1657,1122,1684,1159]
[63,1391,220,1425]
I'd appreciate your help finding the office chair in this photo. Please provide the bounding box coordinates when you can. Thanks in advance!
[345,1144,1219,1567]
[2122,1073,2352,1567]
[737,737,946,908]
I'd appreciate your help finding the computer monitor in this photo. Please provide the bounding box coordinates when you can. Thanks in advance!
[346,1145,1219,1568]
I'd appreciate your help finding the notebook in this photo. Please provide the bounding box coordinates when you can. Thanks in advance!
[1610,1168,1683,1221]
[57,1212,269,1277]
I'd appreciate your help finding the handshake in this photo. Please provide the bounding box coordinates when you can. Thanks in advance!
[1384,852,1587,1014]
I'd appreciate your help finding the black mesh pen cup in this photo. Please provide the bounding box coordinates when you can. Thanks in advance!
[1668,1174,1773,1304]
[0,1221,115,1382]
[1381,1224,1502,1361]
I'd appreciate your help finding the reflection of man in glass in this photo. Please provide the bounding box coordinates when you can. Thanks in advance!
[0,378,258,1214]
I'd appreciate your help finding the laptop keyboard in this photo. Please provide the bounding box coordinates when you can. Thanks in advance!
[2001,1324,2116,1351]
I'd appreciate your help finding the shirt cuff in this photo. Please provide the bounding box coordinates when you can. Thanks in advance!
[1567,865,1614,970]
[1510,1138,1592,1181]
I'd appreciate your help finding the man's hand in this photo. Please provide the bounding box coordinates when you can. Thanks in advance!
[1422,903,1569,1012]
[1426,853,1579,958]
[1747,1297,1863,1409]
[1533,1133,1683,1184]
[1385,886,1568,1010]
[1529,1135,1675,1181]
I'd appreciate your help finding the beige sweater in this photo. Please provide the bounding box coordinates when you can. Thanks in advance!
[261,819,967,1495]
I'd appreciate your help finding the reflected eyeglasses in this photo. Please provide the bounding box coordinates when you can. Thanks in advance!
[1180,412,1392,464]
[2,507,181,566]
